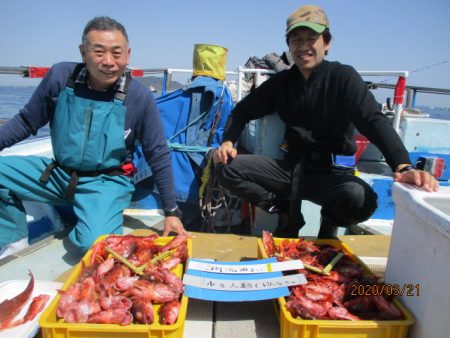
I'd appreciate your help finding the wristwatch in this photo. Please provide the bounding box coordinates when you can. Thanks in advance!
[399,165,415,173]
[164,206,183,218]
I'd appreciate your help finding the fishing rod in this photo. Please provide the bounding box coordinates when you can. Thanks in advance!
[377,59,450,85]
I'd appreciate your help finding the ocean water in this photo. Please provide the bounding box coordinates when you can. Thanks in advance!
[0,86,50,139]
[0,85,449,141]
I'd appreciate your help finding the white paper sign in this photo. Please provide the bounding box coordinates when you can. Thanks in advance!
[187,260,303,274]
[183,273,307,291]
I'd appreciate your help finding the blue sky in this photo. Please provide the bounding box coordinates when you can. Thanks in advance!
[1,0,449,107]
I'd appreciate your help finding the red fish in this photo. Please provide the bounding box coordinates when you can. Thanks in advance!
[159,300,181,325]
[371,295,403,319]
[143,265,184,296]
[7,294,51,328]
[159,257,181,271]
[159,235,188,253]
[22,294,50,322]
[328,305,361,321]
[99,295,132,311]
[262,230,278,256]
[64,300,102,323]
[131,299,154,324]
[0,270,35,330]
[286,295,330,320]
[87,309,133,325]
[124,279,178,303]
[56,283,82,318]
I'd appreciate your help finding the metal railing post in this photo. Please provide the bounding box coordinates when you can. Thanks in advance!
[237,66,244,102]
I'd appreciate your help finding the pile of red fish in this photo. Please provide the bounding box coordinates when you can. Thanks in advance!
[56,234,188,325]
[262,231,403,321]
[0,271,50,331]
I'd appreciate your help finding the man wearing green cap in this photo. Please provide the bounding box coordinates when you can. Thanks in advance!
[214,5,439,238]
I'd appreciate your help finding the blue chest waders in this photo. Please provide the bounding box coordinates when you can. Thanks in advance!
[0,65,134,251]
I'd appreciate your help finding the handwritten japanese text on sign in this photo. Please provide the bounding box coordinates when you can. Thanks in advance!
[183,273,307,291]
[187,260,303,274]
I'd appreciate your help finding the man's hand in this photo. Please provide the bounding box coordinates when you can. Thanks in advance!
[214,141,237,164]
[393,166,439,192]
[162,216,190,237]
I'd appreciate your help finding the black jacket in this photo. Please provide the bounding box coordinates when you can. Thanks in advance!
[222,60,410,170]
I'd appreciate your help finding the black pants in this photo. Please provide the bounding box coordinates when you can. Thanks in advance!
[215,154,378,229]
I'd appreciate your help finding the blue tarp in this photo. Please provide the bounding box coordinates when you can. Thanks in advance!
[133,76,234,209]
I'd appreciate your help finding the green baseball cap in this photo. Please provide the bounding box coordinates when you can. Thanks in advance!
[286,5,330,36]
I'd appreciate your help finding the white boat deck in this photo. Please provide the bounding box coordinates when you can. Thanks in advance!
[0,213,165,283]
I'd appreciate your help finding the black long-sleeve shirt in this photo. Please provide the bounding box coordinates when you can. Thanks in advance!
[222,60,411,171]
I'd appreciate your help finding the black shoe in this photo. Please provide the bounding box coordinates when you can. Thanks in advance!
[273,213,300,238]
[259,198,290,214]
[317,218,338,239]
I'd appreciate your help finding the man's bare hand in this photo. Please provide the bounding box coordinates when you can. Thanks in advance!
[393,168,439,192]
[214,141,237,164]
[162,216,191,237]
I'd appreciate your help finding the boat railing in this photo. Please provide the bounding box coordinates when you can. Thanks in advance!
[135,67,278,102]
[233,69,410,133]
[4,66,450,133]
[357,71,409,133]
[155,68,414,133]
[366,82,450,108]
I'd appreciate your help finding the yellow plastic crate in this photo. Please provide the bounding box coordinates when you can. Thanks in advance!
[257,238,415,338]
[39,235,191,338]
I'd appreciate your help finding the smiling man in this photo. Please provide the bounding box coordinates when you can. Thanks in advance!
[79,23,130,91]
[0,16,188,256]
[214,5,439,239]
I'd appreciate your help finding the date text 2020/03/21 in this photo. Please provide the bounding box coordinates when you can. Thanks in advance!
[350,283,420,297]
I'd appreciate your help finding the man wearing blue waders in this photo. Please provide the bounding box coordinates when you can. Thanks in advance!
[215,5,439,238]
[0,16,188,255]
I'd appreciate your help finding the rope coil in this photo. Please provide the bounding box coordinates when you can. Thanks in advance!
[198,149,240,233]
